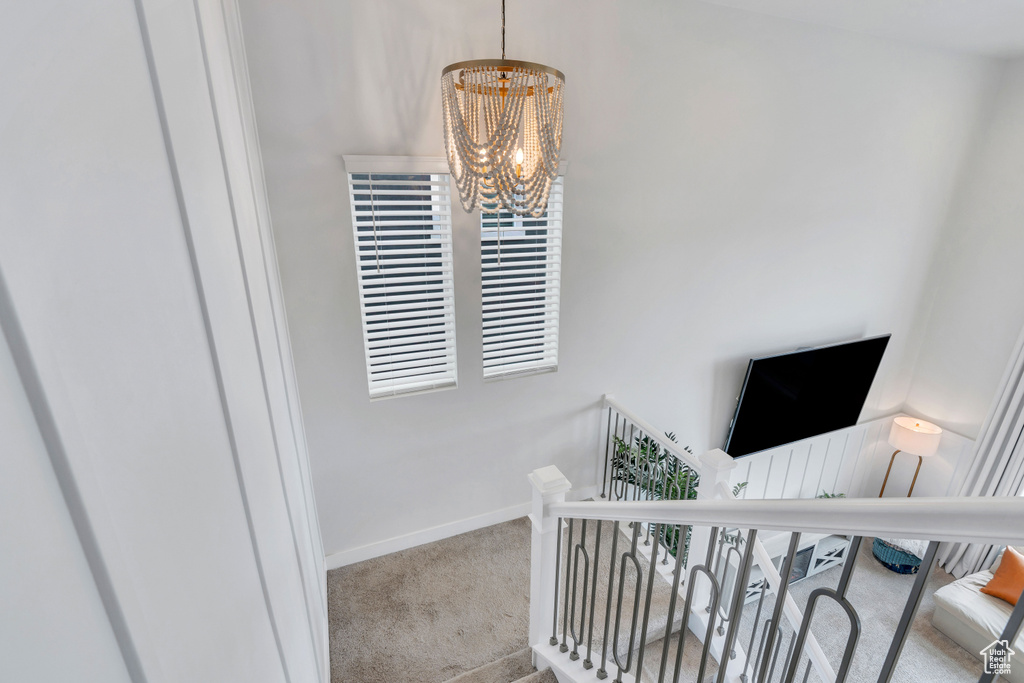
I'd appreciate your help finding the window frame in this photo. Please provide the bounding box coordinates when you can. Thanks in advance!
[344,155,458,400]
[480,175,565,381]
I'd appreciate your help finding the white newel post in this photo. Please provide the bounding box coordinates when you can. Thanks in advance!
[687,449,737,595]
[529,465,572,649]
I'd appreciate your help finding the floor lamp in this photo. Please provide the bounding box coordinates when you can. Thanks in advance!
[878,416,943,497]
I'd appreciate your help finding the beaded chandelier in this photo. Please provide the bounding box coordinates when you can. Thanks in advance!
[441,0,564,218]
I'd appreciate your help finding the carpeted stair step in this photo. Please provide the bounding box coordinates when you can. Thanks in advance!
[445,648,535,683]
[512,668,558,683]
[633,630,719,683]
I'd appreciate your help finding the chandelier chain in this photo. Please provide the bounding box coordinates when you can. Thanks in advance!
[501,0,505,60]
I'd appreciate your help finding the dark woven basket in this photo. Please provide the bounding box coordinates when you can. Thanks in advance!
[872,537,922,574]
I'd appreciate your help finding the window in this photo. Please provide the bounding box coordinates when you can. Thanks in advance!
[480,177,564,379]
[346,157,457,399]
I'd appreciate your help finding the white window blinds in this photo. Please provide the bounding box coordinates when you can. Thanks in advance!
[347,165,457,399]
[481,177,563,379]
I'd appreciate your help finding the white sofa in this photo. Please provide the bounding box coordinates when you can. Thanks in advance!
[931,547,1023,683]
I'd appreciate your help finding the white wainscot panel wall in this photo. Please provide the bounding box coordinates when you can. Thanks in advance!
[729,414,975,501]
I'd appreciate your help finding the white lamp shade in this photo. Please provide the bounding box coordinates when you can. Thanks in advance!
[888,416,942,457]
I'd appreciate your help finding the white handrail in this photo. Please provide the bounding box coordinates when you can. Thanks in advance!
[604,394,703,470]
[548,495,1024,546]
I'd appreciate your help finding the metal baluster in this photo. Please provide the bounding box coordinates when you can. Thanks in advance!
[569,520,590,661]
[780,631,797,682]
[657,524,689,683]
[837,536,862,598]
[660,452,670,501]
[660,461,672,564]
[611,418,624,501]
[685,461,695,502]
[673,527,722,683]
[610,419,621,501]
[613,523,643,682]
[644,437,656,545]
[634,523,662,678]
[741,580,769,682]
[663,456,671,499]
[783,586,860,683]
[601,408,614,498]
[597,521,620,680]
[614,422,633,502]
[633,432,645,537]
[753,619,773,683]
[661,457,677,564]
[610,411,618,497]
[680,467,695,574]
[710,528,740,618]
[801,658,813,683]
[620,421,628,498]
[707,530,727,613]
[756,533,800,683]
[640,430,649,505]
[716,528,758,683]
[584,520,603,669]
[550,517,563,646]
[637,432,647,502]
[716,535,744,640]
[783,536,864,683]
[766,631,785,683]
[876,540,939,683]
[631,427,641,505]
[560,518,574,652]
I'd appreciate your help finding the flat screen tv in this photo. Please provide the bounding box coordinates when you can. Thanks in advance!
[724,335,891,458]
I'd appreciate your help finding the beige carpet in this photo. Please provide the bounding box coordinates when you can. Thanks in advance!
[328,518,532,682]
[326,516,679,682]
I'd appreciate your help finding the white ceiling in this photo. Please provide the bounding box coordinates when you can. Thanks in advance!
[700,0,1024,57]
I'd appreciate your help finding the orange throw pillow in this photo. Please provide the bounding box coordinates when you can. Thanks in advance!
[982,546,1024,606]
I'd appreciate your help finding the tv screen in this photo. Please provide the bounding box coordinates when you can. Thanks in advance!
[724,335,891,458]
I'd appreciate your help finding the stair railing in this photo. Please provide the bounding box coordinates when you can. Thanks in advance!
[599,395,702,504]
[530,464,1024,683]
[598,396,704,577]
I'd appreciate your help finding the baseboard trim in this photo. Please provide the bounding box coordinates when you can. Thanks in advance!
[325,503,530,570]
[325,484,600,570]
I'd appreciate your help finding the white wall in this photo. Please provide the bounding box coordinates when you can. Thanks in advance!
[0,300,132,683]
[903,58,1024,439]
[0,1,324,681]
[238,0,1000,559]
